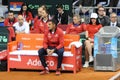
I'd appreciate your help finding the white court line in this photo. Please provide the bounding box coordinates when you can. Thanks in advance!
[109,72,120,80]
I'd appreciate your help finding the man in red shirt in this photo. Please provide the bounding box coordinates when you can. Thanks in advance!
[4,10,17,42]
[31,9,49,33]
[33,6,45,29]
[38,19,64,75]
[4,11,17,26]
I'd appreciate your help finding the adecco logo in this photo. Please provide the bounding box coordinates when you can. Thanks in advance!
[27,59,54,67]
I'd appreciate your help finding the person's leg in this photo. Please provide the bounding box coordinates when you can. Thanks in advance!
[38,48,47,68]
[83,40,93,67]
[85,47,89,61]
[85,40,93,62]
[85,40,92,57]
[38,48,49,74]
[55,47,64,75]
[83,46,89,67]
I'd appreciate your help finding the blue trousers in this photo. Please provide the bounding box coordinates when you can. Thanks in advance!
[38,47,64,69]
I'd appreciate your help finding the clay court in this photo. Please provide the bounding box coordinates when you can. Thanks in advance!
[0,67,120,80]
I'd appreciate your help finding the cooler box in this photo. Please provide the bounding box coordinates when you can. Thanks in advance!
[94,26,120,71]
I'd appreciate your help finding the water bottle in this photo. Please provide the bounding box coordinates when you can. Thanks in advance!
[106,43,111,54]
[17,42,23,50]
[100,44,106,54]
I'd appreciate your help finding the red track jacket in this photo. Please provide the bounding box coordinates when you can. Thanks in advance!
[66,23,86,34]
[43,27,64,50]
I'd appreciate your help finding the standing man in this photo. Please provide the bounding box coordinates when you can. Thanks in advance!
[54,4,68,25]
[38,19,64,75]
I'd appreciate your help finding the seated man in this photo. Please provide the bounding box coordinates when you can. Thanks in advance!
[4,10,17,42]
[38,19,64,75]
[13,15,29,34]
[106,12,120,27]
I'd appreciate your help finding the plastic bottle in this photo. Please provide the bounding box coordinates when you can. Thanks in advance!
[17,42,23,50]
[100,43,106,54]
[106,43,111,54]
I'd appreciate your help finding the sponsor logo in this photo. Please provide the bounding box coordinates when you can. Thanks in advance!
[27,59,55,67]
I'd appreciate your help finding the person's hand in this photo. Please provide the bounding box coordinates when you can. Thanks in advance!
[47,49,54,55]
[88,38,94,42]
[46,49,51,54]
[108,8,113,13]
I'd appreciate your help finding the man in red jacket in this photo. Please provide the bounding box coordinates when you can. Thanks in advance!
[4,10,17,42]
[31,9,49,33]
[4,10,17,26]
[38,19,64,75]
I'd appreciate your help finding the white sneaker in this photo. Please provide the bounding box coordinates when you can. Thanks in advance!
[83,61,89,68]
[89,56,93,62]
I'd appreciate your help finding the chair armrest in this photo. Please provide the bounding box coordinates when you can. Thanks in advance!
[70,45,82,55]
[8,41,18,52]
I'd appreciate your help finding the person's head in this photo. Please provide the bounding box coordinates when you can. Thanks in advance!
[38,7,44,16]
[110,12,117,23]
[73,14,80,24]
[8,10,14,20]
[56,4,63,14]
[41,5,47,10]
[41,9,49,18]
[47,19,57,31]
[98,6,105,16]
[18,15,24,26]
[89,13,100,25]
[21,3,28,12]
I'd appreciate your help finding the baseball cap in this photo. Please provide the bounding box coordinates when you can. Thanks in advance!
[90,13,98,18]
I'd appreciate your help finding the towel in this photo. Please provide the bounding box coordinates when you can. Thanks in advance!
[69,41,82,48]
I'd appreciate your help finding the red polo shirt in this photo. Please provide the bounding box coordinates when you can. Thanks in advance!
[86,24,102,39]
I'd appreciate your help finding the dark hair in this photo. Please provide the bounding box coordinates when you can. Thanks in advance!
[19,3,29,17]
[56,4,63,9]
[89,18,100,25]
[47,19,57,26]
[8,10,14,14]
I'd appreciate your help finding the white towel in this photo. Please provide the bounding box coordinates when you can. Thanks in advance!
[69,41,82,48]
